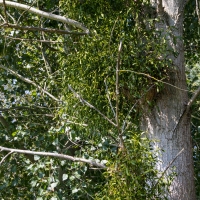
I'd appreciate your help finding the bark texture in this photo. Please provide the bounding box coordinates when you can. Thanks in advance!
[141,0,196,199]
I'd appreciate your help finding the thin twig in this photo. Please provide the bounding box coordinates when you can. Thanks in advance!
[187,85,200,111]
[196,0,200,24]
[40,33,52,76]
[119,70,190,93]
[116,40,124,149]
[0,14,6,23]
[0,64,60,102]
[104,79,115,117]
[109,18,118,52]
[152,148,184,190]
[172,85,200,133]
[16,0,35,24]
[121,84,155,135]
[2,0,8,23]
[0,146,106,168]
[68,85,117,127]
[0,151,13,165]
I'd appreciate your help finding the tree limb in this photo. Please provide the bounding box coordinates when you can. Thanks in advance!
[2,0,8,23]
[0,64,60,102]
[152,148,184,190]
[0,151,13,165]
[187,85,200,111]
[68,85,117,127]
[0,146,106,168]
[0,0,89,34]
[172,85,200,133]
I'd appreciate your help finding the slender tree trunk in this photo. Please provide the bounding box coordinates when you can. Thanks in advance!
[141,0,196,199]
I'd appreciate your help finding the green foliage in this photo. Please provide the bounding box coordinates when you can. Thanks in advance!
[0,0,181,199]
[96,132,170,200]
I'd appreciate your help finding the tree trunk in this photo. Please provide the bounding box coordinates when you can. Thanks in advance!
[141,0,196,199]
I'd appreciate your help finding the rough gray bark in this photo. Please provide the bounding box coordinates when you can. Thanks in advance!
[141,0,196,199]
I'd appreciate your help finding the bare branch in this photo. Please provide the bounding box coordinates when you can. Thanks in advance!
[0,151,13,165]
[0,146,106,168]
[121,84,155,135]
[104,79,115,117]
[152,148,184,190]
[0,13,6,22]
[187,86,200,111]
[40,36,52,76]
[68,85,117,127]
[172,86,200,133]
[116,40,124,149]
[119,70,190,93]
[0,64,60,102]
[2,0,8,23]
[0,1,89,34]
[196,0,200,24]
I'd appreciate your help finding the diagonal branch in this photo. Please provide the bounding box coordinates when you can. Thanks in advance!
[187,85,200,111]
[0,65,60,102]
[0,151,13,165]
[0,146,106,168]
[152,148,184,190]
[0,0,89,34]
[119,70,189,92]
[2,0,8,23]
[68,85,117,127]
[173,85,200,133]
